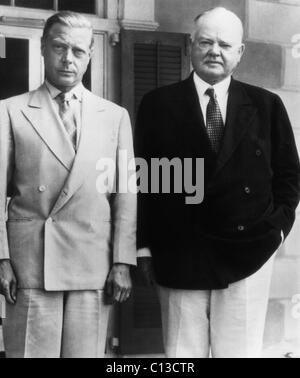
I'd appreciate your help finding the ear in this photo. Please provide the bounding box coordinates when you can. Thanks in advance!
[89,45,95,58]
[239,43,245,57]
[188,35,193,55]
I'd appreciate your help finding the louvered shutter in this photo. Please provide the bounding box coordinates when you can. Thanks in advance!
[134,43,182,116]
[120,30,191,355]
[121,30,191,127]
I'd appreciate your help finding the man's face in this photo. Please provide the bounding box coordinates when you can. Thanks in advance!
[42,23,93,92]
[191,13,245,85]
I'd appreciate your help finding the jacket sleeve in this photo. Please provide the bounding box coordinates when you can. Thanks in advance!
[271,94,300,238]
[112,108,137,266]
[0,101,14,260]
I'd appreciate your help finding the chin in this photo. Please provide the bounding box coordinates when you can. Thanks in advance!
[196,72,220,85]
[206,67,223,75]
[57,79,76,87]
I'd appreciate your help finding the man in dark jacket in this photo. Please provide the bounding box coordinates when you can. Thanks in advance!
[136,7,300,357]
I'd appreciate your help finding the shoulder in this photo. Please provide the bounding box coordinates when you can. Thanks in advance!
[232,80,290,123]
[84,90,131,132]
[144,78,189,101]
[84,89,127,115]
[139,78,191,114]
[232,79,281,104]
[1,90,32,108]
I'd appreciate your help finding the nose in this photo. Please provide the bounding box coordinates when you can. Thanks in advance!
[209,42,221,56]
[62,48,73,65]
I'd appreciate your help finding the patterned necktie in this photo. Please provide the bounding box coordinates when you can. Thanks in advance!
[205,87,224,154]
[56,92,77,150]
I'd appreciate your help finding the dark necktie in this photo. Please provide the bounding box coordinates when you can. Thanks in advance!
[205,87,224,154]
[56,92,77,150]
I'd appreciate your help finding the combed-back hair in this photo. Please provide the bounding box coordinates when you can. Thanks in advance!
[42,11,94,48]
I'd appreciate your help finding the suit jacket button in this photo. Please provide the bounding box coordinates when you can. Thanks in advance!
[238,225,245,231]
[256,149,262,157]
[245,187,251,194]
[38,185,46,193]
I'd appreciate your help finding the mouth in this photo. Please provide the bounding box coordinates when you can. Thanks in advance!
[205,61,223,66]
[58,70,75,75]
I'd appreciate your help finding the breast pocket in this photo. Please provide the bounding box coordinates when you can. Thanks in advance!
[7,218,33,223]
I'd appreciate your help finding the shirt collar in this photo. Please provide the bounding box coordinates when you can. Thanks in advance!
[45,80,84,102]
[193,72,231,100]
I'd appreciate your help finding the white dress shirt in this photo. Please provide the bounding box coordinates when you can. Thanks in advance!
[45,80,84,149]
[193,72,231,126]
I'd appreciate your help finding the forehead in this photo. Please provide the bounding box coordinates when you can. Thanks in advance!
[47,23,92,47]
[194,15,243,44]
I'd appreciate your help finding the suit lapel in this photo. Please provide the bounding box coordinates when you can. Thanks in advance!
[50,89,107,215]
[179,75,215,159]
[21,84,75,171]
[178,75,217,185]
[171,76,258,183]
[212,79,257,178]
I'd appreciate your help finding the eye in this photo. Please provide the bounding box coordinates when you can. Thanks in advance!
[52,43,65,53]
[220,43,231,49]
[73,48,87,58]
[198,40,212,47]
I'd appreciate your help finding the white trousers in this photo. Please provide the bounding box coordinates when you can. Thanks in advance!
[3,290,110,358]
[158,255,275,358]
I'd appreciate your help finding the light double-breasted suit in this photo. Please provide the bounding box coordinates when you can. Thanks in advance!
[0,83,136,292]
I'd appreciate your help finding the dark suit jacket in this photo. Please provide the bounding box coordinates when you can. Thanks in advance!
[135,74,300,290]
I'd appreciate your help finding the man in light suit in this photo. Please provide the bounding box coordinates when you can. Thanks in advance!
[0,11,136,358]
[136,7,300,357]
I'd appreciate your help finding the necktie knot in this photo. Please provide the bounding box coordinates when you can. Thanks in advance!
[57,92,74,108]
[205,87,216,101]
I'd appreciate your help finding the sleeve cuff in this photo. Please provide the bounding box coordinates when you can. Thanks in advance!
[137,248,152,258]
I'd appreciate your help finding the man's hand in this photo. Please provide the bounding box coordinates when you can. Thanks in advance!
[0,260,17,305]
[105,263,132,303]
[137,257,155,287]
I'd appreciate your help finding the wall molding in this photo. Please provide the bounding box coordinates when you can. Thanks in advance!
[120,19,159,31]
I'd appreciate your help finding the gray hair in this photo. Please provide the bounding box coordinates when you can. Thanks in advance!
[42,11,94,48]
[193,7,244,42]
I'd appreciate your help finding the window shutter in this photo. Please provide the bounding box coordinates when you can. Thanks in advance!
[120,30,191,355]
[121,30,191,127]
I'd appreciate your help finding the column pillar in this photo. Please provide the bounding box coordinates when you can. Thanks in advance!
[120,0,159,31]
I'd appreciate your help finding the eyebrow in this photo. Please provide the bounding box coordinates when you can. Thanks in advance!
[197,36,233,45]
[196,37,214,43]
[52,38,88,51]
[218,40,232,45]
